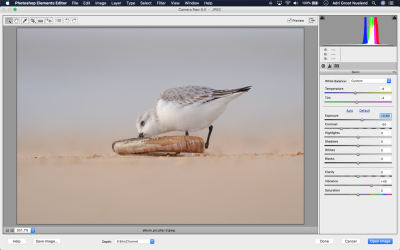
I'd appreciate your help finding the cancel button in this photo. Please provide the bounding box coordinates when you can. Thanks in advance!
[342,239,360,244]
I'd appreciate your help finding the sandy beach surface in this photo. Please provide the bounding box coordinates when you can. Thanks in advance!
[17,153,304,225]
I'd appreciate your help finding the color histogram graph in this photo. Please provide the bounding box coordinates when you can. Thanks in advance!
[323,16,392,46]
[362,17,380,45]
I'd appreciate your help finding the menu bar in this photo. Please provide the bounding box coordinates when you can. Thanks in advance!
[2,0,399,6]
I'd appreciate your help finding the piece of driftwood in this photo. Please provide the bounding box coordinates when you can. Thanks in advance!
[112,136,205,155]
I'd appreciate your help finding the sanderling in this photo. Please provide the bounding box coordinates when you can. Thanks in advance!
[136,85,251,149]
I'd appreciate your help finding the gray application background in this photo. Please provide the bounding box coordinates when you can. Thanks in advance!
[320,15,397,45]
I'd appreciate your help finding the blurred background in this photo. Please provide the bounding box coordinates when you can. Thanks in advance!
[17,28,304,156]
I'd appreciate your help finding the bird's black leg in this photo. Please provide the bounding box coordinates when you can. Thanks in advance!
[185,131,189,136]
[205,125,213,149]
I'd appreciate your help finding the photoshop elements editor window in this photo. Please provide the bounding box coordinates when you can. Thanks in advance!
[0,1,399,249]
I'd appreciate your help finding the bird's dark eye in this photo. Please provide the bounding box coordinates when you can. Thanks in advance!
[141,121,145,126]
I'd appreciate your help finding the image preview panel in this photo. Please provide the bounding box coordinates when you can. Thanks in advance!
[16,27,304,225]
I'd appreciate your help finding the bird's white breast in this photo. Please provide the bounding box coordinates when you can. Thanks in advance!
[156,96,237,133]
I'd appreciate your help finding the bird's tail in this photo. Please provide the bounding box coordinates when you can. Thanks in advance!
[212,86,252,97]
[232,86,252,93]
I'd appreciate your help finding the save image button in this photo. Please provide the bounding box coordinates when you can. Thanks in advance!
[368,238,393,244]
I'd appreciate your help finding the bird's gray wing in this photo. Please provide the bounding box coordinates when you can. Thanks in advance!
[155,85,252,107]
[155,86,215,106]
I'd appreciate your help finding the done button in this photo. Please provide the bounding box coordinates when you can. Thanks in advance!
[368,238,393,244]
[316,239,333,244]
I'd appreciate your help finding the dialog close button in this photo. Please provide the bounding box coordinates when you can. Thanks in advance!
[316,239,333,244]
[368,238,393,244]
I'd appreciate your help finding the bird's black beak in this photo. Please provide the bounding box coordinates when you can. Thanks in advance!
[138,132,144,138]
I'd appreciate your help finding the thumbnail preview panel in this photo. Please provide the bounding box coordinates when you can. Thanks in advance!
[17,28,304,224]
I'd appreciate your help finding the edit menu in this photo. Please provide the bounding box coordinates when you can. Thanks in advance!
[319,16,397,234]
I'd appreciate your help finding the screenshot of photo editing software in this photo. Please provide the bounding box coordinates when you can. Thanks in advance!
[0,0,399,249]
